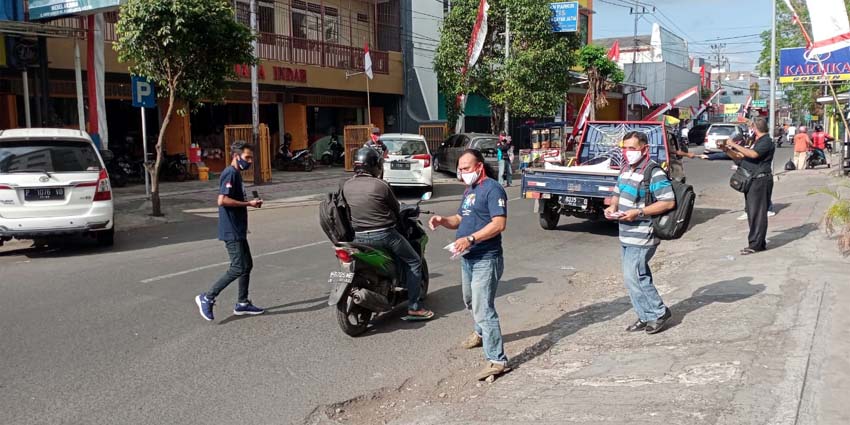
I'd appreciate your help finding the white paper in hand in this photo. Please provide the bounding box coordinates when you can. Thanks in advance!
[443,242,470,260]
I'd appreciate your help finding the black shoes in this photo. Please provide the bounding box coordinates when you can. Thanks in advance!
[645,308,672,334]
[625,320,647,332]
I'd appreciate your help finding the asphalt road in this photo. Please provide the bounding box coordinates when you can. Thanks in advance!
[0,152,736,424]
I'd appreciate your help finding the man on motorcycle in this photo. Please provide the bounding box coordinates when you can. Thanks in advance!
[343,148,434,320]
[364,127,386,156]
[812,125,832,162]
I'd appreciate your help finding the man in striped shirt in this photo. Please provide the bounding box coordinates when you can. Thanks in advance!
[605,131,676,334]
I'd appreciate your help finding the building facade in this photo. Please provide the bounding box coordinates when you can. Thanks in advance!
[0,0,409,173]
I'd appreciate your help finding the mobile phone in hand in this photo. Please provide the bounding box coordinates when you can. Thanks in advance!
[252,190,259,199]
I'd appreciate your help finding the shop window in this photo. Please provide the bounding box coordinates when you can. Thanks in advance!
[733,90,744,96]
[292,1,340,44]
[357,13,369,23]
[579,13,589,46]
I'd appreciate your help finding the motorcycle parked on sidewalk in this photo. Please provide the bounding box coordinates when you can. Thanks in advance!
[274,143,315,172]
[321,137,345,166]
[162,152,190,181]
[101,150,128,188]
[327,192,433,336]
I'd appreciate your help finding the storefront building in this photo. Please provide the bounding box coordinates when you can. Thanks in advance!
[0,0,404,173]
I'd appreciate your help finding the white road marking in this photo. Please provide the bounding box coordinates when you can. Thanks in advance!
[140,240,329,283]
[141,192,526,283]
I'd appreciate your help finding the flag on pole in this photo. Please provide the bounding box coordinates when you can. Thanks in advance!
[639,90,652,108]
[607,40,620,62]
[644,85,699,121]
[455,0,489,133]
[804,0,850,55]
[784,0,814,47]
[364,43,373,80]
[571,93,592,137]
[699,65,706,87]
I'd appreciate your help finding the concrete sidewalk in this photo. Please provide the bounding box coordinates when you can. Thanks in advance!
[315,169,850,425]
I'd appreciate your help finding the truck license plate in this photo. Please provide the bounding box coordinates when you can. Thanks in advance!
[328,271,354,285]
[560,196,588,209]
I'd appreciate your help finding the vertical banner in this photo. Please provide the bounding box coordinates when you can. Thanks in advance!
[455,0,489,134]
[95,13,108,149]
[805,0,850,55]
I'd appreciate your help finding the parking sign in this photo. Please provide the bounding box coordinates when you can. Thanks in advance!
[131,76,156,108]
[550,2,579,33]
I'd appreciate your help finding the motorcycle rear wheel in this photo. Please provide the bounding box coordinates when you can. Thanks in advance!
[304,159,314,172]
[336,295,371,336]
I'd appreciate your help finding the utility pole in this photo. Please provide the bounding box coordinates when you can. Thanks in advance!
[769,0,776,139]
[504,12,510,133]
[250,0,262,183]
[710,43,726,119]
[628,1,652,111]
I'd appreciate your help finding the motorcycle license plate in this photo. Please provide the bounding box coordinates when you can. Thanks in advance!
[328,271,354,285]
[391,161,410,170]
[560,196,588,209]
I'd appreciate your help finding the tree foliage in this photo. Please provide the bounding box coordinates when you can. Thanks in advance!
[114,0,255,216]
[577,44,624,115]
[435,0,581,131]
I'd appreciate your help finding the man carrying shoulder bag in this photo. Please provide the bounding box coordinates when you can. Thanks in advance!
[722,118,775,255]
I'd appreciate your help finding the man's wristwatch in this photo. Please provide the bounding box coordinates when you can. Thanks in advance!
[466,235,476,245]
[638,208,646,218]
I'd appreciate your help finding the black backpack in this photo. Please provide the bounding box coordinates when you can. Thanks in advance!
[319,180,354,243]
[641,164,696,240]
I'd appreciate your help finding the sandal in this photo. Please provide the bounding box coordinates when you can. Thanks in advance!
[739,248,758,256]
[402,309,435,321]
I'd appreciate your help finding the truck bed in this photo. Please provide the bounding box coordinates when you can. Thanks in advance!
[522,167,618,199]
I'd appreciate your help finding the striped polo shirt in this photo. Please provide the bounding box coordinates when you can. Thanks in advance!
[613,159,675,247]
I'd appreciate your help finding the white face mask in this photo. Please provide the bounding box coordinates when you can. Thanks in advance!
[625,150,644,165]
[459,169,480,186]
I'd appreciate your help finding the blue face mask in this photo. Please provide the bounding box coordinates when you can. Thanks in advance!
[236,156,251,170]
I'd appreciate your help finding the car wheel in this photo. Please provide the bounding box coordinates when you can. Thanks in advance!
[95,228,115,247]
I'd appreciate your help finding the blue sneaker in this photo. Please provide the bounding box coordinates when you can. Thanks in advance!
[195,293,215,321]
[233,300,265,316]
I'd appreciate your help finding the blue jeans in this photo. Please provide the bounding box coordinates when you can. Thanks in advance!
[208,240,253,303]
[354,228,422,311]
[461,256,507,364]
[621,245,667,322]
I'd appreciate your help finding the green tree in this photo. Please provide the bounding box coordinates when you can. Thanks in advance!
[114,0,255,216]
[756,0,850,123]
[435,0,581,132]
[576,45,624,120]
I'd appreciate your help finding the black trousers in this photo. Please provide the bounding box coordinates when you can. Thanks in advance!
[745,175,774,251]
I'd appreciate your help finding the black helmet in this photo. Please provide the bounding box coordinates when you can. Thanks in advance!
[815,125,823,132]
[354,147,383,177]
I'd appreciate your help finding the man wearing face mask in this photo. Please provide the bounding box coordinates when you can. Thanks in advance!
[605,131,676,334]
[195,142,265,321]
[429,149,509,381]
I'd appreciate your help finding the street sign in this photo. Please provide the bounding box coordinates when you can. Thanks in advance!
[131,76,156,109]
[752,99,767,108]
[550,2,579,33]
[29,0,123,21]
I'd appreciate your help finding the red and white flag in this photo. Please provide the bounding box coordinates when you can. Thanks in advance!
[694,87,722,118]
[804,0,850,55]
[699,65,706,87]
[607,40,620,62]
[644,85,699,121]
[639,90,652,108]
[571,93,592,137]
[364,43,373,80]
[456,0,490,133]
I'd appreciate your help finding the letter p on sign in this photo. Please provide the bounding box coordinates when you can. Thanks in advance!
[131,75,156,109]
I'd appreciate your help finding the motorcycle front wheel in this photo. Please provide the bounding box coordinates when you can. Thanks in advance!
[336,295,371,336]
[304,159,314,172]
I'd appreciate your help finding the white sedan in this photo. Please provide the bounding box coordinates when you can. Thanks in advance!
[380,133,433,192]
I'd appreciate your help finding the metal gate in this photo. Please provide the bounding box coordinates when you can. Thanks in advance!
[419,123,448,152]
[343,124,372,171]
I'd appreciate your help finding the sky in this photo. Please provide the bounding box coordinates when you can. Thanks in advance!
[592,0,773,73]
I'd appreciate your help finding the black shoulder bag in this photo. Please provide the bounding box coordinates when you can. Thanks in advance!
[729,165,753,193]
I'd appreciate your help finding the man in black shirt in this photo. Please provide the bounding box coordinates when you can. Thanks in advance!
[723,117,775,255]
[343,148,433,320]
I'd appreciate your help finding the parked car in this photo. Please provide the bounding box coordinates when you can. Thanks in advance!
[0,128,115,247]
[704,123,745,153]
[687,123,710,146]
[380,133,433,192]
[432,132,500,174]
